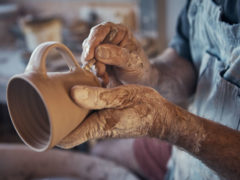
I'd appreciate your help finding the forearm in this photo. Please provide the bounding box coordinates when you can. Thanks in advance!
[151,101,240,179]
[146,48,196,105]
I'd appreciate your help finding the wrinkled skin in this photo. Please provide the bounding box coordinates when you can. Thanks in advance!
[58,83,240,180]
[81,22,152,87]
[59,22,240,180]
[58,85,171,147]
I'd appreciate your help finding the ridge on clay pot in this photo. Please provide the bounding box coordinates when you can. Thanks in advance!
[7,41,100,152]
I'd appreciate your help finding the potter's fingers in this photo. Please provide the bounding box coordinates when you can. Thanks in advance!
[92,61,109,86]
[58,110,109,149]
[119,28,134,48]
[71,85,134,110]
[95,61,106,77]
[118,29,140,53]
[95,44,129,68]
[95,62,109,87]
[81,22,112,61]
[99,71,109,87]
[104,24,127,45]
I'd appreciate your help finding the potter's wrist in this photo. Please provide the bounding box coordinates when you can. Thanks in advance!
[148,100,193,144]
[147,96,173,140]
[159,104,207,153]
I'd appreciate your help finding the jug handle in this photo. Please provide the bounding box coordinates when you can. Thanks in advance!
[25,41,82,75]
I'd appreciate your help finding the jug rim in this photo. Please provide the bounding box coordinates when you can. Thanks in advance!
[7,75,52,152]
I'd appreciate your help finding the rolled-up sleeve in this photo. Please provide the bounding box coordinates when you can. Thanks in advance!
[169,0,192,62]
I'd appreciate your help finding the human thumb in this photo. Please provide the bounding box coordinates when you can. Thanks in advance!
[71,85,134,110]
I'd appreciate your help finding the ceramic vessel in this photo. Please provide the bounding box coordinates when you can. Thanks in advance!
[7,41,100,152]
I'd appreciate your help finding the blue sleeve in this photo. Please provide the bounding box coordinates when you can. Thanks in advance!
[169,0,192,62]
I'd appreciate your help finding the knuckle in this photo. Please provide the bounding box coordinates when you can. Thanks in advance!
[102,21,114,26]
[91,22,112,32]
[91,25,100,32]
[89,24,103,35]
[92,23,103,30]
[116,23,128,30]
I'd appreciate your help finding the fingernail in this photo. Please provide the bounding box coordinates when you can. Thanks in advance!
[96,47,110,58]
[74,87,89,100]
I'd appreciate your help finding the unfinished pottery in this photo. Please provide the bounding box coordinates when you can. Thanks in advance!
[7,41,100,152]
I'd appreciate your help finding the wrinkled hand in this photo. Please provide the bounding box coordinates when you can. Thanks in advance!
[81,22,152,87]
[58,84,171,149]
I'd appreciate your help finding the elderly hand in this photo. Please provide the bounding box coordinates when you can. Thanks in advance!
[58,84,172,149]
[81,22,152,87]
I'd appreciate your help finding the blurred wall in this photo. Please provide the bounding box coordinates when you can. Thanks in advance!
[12,0,138,22]
[166,0,186,42]
[6,0,185,49]
[10,0,185,38]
